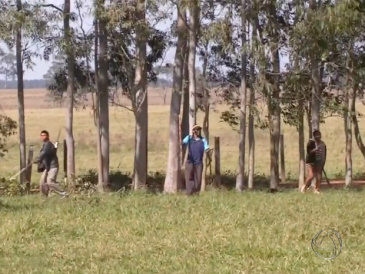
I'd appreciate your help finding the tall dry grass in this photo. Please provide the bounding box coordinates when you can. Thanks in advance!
[1,88,365,183]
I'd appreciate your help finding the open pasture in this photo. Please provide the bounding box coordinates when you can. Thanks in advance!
[1,88,365,187]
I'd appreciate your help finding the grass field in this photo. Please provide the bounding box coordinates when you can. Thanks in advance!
[1,190,365,273]
[1,88,365,186]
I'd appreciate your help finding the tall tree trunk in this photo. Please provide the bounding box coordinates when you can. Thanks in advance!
[64,0,76,187]
[310,59,321,132]
[202,44,209,143]
[248,20,256,190]
[181,46,189,160]
[236,0,247,192]
[306,102,312,139]
[181,33,189,190]
[309,0,321,132]
[344,87,353,187]
[201,44,210,192]
[344,49,353,187]
[16,0,26,185]
[248,87,255,190]
[268,103,280,191]
[298,98,305,189]
[97,0,109,190]
[294,58,305,189]
[188,0,199,129]
[351,87,365,157]
[133,0,148,189]
[94,12,103,188]
[264,2,281,191]
[164,2,186,193]
[269,50,281,191]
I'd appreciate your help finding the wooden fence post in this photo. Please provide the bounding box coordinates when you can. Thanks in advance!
[179,115,184,191]
[280,134,286,183]
[201,153,207,192]
[25,145,34,193]
[214,137,221,187]
[63,139,67,179]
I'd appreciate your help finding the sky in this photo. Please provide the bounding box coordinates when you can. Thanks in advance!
[1,0,289,80]
[1,0,177,80]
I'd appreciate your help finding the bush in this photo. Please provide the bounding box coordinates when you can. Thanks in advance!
[0,115,17,158]
[0,177,23,197]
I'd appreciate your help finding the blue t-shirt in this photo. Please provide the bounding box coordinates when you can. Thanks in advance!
[182,135,209,165]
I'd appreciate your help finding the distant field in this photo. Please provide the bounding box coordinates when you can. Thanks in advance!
[1,88,365,186]
[0,87,173,110]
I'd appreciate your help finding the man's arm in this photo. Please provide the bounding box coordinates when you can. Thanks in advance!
[182,135,190,146]
[323,143,327,167]
[33,149,44,164]
[307,139,317,154]
[34,142,54,164]
[203,138,209,151]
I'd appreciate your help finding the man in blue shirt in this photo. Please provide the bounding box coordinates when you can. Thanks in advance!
[182,124,209,195]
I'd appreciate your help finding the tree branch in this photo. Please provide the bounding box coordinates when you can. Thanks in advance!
[39,4,63,13]
[110,98,134,112]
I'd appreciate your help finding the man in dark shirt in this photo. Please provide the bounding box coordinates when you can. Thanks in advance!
[33,130,68,198]
[182,125,209,195]
[301,130,327,194]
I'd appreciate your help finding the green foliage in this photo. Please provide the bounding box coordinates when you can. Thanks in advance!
[0,51,17,84]
[0,114,17,158]
[0,0,56,69]
[107,3,171,101]
[0,178,23,197]
[45,58,95,105]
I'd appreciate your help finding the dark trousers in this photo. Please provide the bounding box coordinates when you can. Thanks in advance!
[185,162,203,195]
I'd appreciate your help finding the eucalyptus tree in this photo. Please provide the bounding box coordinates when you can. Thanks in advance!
[164,0,187,193]
[187,0,200,129]
[325,0,365,186]
[107,0,170,189]
[96,0,109,190]
[0,0,52,185]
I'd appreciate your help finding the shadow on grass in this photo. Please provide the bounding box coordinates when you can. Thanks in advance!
[77,169,365,194]
[2,169,364,198]
[74,169,273,194]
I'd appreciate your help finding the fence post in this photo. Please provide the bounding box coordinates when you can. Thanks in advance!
[280,134,286,183]
[25,145,34,193]
[201,153,207,192]
[178,115,184,191]
[214,137,221,187]
[63,139,67,179]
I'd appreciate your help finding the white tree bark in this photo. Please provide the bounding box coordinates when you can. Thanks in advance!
[164,3,186,193]
[236,0,247,192]
[133,0,148,189]
[97,0,110,190]
[188,0,199,129]
[64,0,76,187]
[16,0,26,185]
